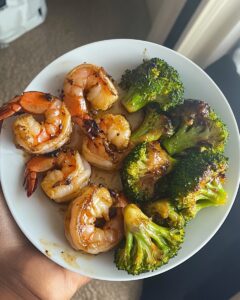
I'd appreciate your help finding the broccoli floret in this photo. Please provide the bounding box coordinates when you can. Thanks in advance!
[144,199,185,228]
[180,178,227,220]
[130,104,173,144]
[120,58,184,112]
[168,150,228,221]
[121,142,175,202]
[115,204,184,275]
[162,99,229,155]
[154,173,172,199]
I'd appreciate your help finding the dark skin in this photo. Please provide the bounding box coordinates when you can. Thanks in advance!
[0,187,90,300]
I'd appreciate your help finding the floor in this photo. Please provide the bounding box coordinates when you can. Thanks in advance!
[0,0,150,299]
[0,0,150,102]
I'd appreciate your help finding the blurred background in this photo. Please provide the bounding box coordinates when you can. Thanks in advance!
[0,1,239,299]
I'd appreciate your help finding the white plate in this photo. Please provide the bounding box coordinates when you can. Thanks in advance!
[1,39,239,281]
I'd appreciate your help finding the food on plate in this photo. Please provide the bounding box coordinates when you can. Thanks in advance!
[120,57,184,113]
[0,57,230,276]
[65,184,127,254]
[82,113,131,170]
[24,149,91,202]
[63,63,118,139]
[115,204,184,275]
[162,99,228,155]
[130,103,173,144]
[144,199,185,229]
[156,150,228,221]
[0,91,72,154]
[121,141,174,203]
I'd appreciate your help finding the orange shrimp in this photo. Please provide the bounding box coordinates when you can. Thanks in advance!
[63,63,118,138]
[82,114,131,170]
[0,91,72,154]
[65,184,127,254]
[23,149,91,202]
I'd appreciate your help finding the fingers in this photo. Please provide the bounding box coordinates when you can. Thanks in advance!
[16,247,90,300]
[0,183,90,300]
[63,270,91,293]
[0,186,28,252]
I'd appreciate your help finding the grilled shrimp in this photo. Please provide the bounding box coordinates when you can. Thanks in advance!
[24,149,91,202]
[0,92,72,154]
[65,184,127,254]
[63,63,118,138]
[82,114,131,170]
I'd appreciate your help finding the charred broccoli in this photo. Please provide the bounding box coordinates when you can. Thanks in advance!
[162,99,228,155]
[144,199,185,228]
[154,173,172,199]
[115,204,184,275]
[120,58,184,112]
[168,150,228,221]
[121,142,175,202]
[180,178,227,221]
[130,104,174,144]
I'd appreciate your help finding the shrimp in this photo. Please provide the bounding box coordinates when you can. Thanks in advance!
[82,114,131,170]
[64,184,127,254]
[0,91,72,154]
[63,63,118,138]
[23,149,91,202]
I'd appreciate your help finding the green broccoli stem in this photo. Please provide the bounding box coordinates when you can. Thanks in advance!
[133,230,160,272]
[195,200,218,213]
[126,204,174,257]
[115,231,133,273]
[122,222,164,274]
[115,204,184,274]
[181,178,227,221]
[122,87,148,112]
[165,206,185,229]
[122,87,171,113]
[124,231,134,259]
[145,222,169,256]
[131,110,163,143]
[195,178,227,206]
[162,124,204,156]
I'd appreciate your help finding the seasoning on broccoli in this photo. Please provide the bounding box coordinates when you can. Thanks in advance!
[130,104,173,144]
[162,99,228,155]
[167,150,228,221]
[121,142,175,203]
[115,204,184,275]
[144,199,185,228]
[120,58,184,113]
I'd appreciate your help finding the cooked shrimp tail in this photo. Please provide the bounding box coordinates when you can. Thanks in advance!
[0,96,22,120]
[24,156,56,197]
[23,149,91,202]
[0,91,72,154]
[0,92,55,121]
[24,168,37,197]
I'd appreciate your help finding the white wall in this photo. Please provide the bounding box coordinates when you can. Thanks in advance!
[145,0,186,44]
[175,0,240,68]
[146,0,162,21]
